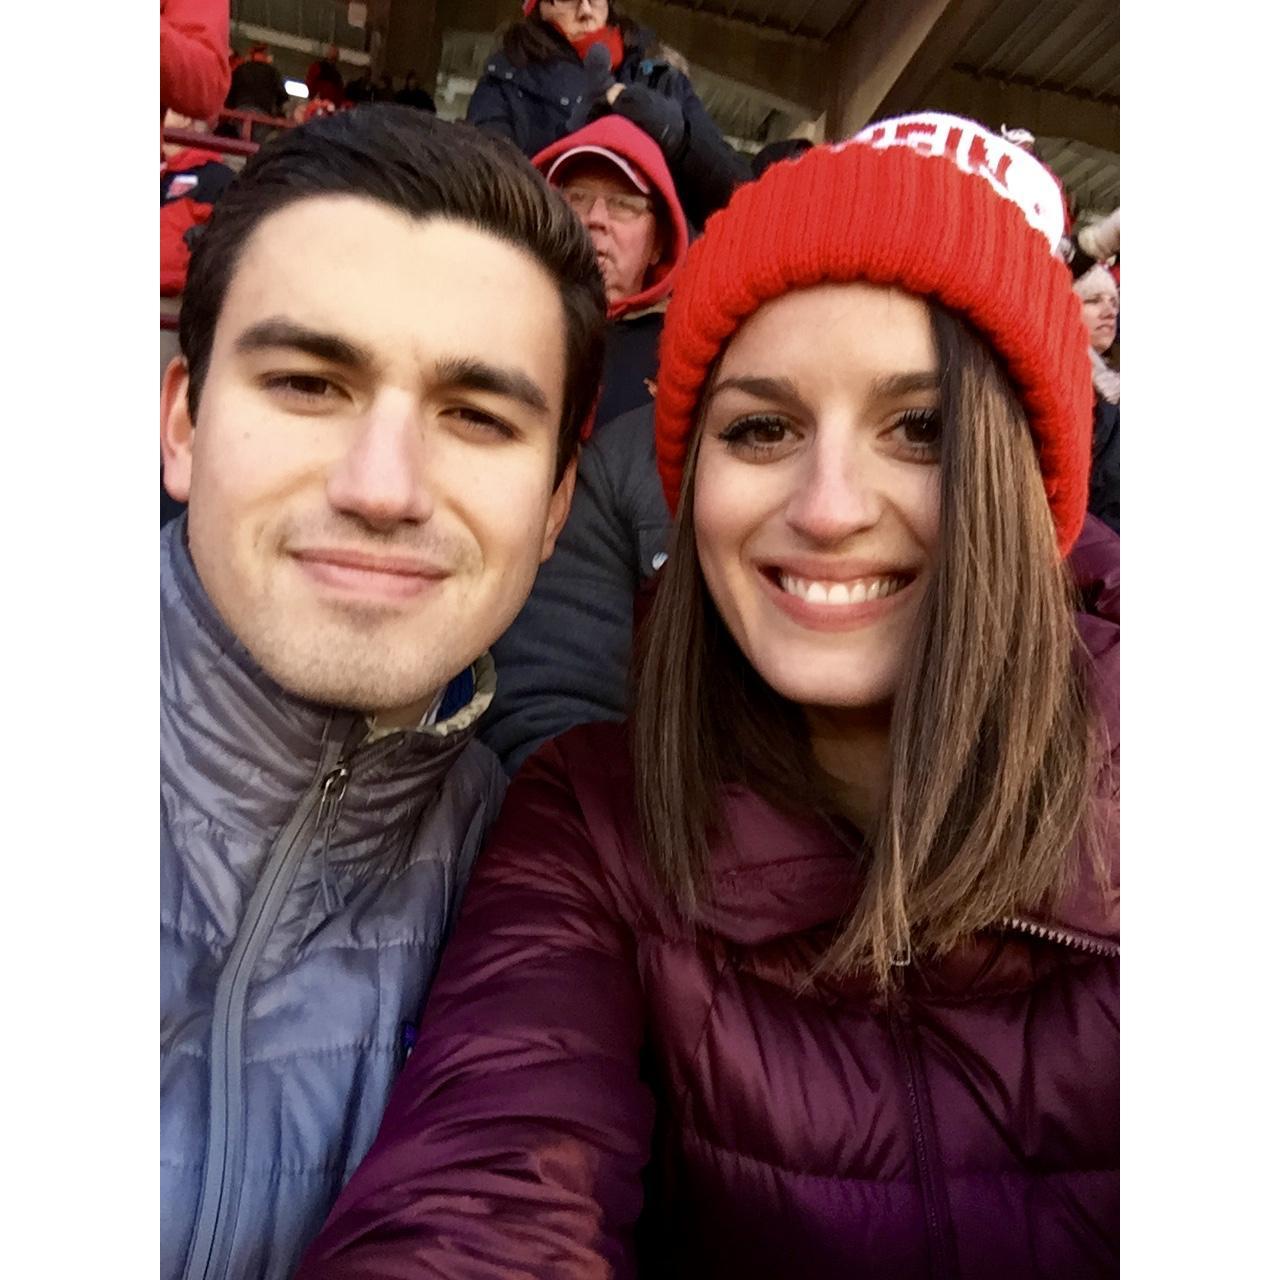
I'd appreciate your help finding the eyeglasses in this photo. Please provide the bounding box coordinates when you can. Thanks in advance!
[561,186,653,221]
[541,0,606,10]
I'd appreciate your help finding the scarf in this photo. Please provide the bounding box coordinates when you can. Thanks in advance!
[1090,347,1120,405]
[564,22,625,71]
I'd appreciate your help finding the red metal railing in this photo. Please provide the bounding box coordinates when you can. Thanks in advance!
[161,109,295,326]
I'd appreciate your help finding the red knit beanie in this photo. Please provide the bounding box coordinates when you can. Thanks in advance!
[654,112,1094,557]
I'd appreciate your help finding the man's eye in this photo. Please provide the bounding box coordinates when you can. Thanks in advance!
[265,374,340,402]
[445,406,516,440]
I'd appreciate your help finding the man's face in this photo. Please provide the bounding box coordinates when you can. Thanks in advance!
[556,158,661,305]
[162,196,576,726]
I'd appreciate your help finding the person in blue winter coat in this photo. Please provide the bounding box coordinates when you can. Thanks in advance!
[467,0,749,230]
[158,108,606,1280]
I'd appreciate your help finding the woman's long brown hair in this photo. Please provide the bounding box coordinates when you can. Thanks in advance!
[632,306,1099,987]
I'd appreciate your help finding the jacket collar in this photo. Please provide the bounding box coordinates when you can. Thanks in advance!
[693,784,1118,961]
[160,519,495,855]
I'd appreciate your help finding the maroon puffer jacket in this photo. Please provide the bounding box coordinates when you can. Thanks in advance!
[297,526,1120,1280]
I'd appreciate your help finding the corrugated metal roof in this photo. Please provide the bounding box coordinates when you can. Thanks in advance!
[675,1,864,43]
[1038,136,1119,217]
[952,0,1119,100]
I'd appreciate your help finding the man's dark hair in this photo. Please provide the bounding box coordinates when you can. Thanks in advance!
[180,105,606,480]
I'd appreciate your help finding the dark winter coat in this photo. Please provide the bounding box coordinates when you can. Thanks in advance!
[160,520,507,1280]
[481,403,664,773]
[297,538,1120,1280]
[1089,395,1120,534]
[597,309,663,425]
[225,58,287,117]
[466,22,748,230]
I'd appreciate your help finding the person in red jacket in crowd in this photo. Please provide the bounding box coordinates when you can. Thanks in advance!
[160,0,229,120]
[295,114,1118,1279]
[535,116,688,425]
[306,43,346,106]
[160,111,234,297]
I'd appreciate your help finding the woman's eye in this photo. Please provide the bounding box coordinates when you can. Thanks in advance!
[893,408,942,456]
[716,415,794,456]
[264,373,340,403]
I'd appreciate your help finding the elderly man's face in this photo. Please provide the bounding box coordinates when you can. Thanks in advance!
[555,158,661,305]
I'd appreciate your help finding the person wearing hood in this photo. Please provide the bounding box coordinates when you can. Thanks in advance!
[537,116,688,426]
[161,0,230,121]
[1074,262,1120,532]
[467,1,749,231]
[475,118,687,772]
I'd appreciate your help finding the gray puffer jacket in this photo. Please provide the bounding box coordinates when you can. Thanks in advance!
[160,520,506,1280]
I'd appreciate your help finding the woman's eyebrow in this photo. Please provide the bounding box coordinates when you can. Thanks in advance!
[705,375,803,408]
[868,371,941,398]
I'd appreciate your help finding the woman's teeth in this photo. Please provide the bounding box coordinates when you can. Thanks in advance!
[777,573,908,606]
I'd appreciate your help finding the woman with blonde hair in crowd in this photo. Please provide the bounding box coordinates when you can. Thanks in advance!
[1075,261,1120,531]
[297,115,1120,1280]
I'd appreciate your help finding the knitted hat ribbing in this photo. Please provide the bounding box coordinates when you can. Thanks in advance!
[654,113,1094,557]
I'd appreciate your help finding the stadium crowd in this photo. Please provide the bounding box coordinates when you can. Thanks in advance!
[161,3,1121,1278]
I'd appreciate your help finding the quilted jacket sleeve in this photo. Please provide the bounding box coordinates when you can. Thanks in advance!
[465,73,521,149]
[481,408,657,776]
[294,740,656,1280]
[669,73,751,229]
[160,0,230,120]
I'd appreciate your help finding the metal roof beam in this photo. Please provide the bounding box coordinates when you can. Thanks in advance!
[915,66,1119,152]
[623,0,829,114]
[827,0,995,139]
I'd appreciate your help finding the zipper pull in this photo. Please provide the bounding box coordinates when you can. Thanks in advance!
[315,765,351,913]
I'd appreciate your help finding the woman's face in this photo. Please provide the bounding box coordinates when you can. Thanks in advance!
[1078,277,1119,353]
[540,0,609,39]
[693,283,942,712]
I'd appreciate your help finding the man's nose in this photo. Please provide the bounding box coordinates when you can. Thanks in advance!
[582,194,611,227]
[325,391,433,529]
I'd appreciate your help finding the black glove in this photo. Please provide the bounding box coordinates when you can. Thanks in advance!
[611,82,688,160]
[564,43,616,134]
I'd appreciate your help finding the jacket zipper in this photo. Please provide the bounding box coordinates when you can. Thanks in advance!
[889,1008,960,1280]
[181,732,348,1280]
[185,727,413,1280]
[999,916,1119,957]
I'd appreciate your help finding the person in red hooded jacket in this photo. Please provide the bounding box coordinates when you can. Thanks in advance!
[296,114,1118,1280]
[476,117,688,771]
[160,112,234,298]
[160,0,230,120]
[305,43,346,106]
[537,116,688,426]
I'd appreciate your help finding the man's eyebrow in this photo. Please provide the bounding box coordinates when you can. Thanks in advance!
[705,375,804,408]
[435,356,551,417]
[234,318,374,369]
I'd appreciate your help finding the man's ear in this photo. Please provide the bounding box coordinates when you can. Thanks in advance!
[539,453,578,562]
[160,357,195,503]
